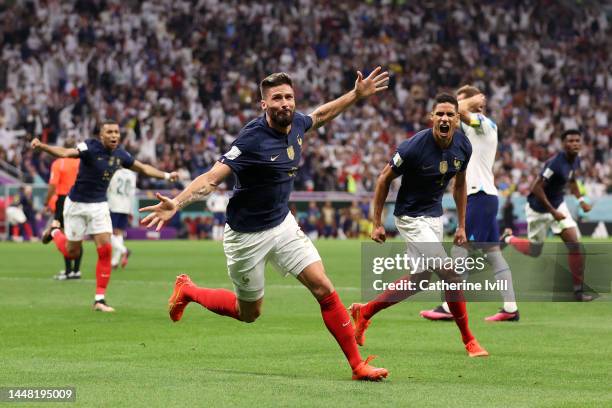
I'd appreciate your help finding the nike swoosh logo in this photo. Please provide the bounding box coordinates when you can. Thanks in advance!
[422,165,433,169]
[271,155,279,161]
[342,320,351,327]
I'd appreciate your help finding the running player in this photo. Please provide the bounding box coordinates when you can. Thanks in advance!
[350,93,489,357]
[421,85,519,322]
[501,129,593,301]
[140,69,390,380]
[45,140,81,280]
[107,168,137,269]
[32,121,178,312]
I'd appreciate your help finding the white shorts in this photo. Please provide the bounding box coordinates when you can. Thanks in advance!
[223,212,321,301]
[6,206,27,224]
[395,215,447,273]
[63,197,113,241]
[525,202,578,244]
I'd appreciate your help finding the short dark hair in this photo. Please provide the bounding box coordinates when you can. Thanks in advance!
[433,93,458,111]
[561,129,581,140]
[94,118,119,135]
[456,85,481,99]
[260,72,293,99]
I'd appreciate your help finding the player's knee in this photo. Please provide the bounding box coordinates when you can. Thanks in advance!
[67,247,81,259]
[311,284,334,301]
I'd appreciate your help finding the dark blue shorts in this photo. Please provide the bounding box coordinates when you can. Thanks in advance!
[110,212,129,230]
[213,212,226,225]
[466,192,499,243]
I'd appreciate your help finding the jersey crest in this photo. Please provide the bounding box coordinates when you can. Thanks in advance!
[439,160,448,174]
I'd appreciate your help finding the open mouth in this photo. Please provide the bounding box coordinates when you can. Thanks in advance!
[440,124,450,134]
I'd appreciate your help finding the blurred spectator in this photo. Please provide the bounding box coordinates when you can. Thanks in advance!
[0,0,608,198]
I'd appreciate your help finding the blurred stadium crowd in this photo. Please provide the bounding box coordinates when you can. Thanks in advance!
[0,0,610,198]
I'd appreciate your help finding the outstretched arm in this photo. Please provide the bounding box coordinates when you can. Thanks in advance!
[139,162,232,231]
[30,138,79,158]
[371,164,399,243]
[308,66,389,130]
[130,160,178,181]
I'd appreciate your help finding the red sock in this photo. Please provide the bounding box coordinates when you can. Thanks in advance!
[568,251,584,289]
[445,290,474,344]
[52,229,72,259]
[183,285,240,320]
[95,243,112,296]
[362,276,418,320]
[11,225,19,239]
[318,291,362,370]
[23,223,33,239]
[509,236,532,256]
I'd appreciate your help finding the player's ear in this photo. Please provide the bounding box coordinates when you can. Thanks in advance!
[260,99,267,111]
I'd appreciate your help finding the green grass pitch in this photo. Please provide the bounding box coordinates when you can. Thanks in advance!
[1,240,611,407]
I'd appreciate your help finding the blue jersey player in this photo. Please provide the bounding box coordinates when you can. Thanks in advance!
[31,122,178,312]
[421,85,519,322]
[349,93,489,358]
[140,69,391,381]
[502,129,594,301]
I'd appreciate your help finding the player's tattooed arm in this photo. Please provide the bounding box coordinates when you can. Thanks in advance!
[308,66,389,130]
[173,162,232,210]
[30,138,79,158]
[139,162,232,231]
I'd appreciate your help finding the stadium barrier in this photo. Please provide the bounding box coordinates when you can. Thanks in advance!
[1,185,611,240]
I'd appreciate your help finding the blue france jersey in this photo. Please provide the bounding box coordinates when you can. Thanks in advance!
[219,112,312,232]
[391,129,472,217]
[69,139,135,203]
[527,152,580,213]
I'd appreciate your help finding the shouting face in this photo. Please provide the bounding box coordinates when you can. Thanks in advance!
[430,102,459,147]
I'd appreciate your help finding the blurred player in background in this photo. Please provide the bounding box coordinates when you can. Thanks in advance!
[421,85,519,322]
[45,140,81,280]
[32,121,178,312]
[501,129,593,301]
[140,69,390,380]
[205,183,229,241]
[351,93,489,357]
[107,168,137,269]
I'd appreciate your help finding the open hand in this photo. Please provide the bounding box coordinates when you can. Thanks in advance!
[139,192,178,231]
[355,66,389,99]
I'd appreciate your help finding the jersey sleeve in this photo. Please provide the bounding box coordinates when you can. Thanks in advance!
[389,140,414,174]
[295,111,313,133]
[119,149,135,168]
[540,158,558,181]
[219,131,257,173]
[49,160,61,186]
[76,140,93,160]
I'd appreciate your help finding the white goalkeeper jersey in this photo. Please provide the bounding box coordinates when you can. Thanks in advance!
[460,113,498,196]
[107,168,137,214]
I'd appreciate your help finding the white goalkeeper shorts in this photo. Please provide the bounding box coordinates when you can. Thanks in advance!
[63,197,113,241]
[223,212,321,302]
[525,202,578,244]
[395,215,448,274]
